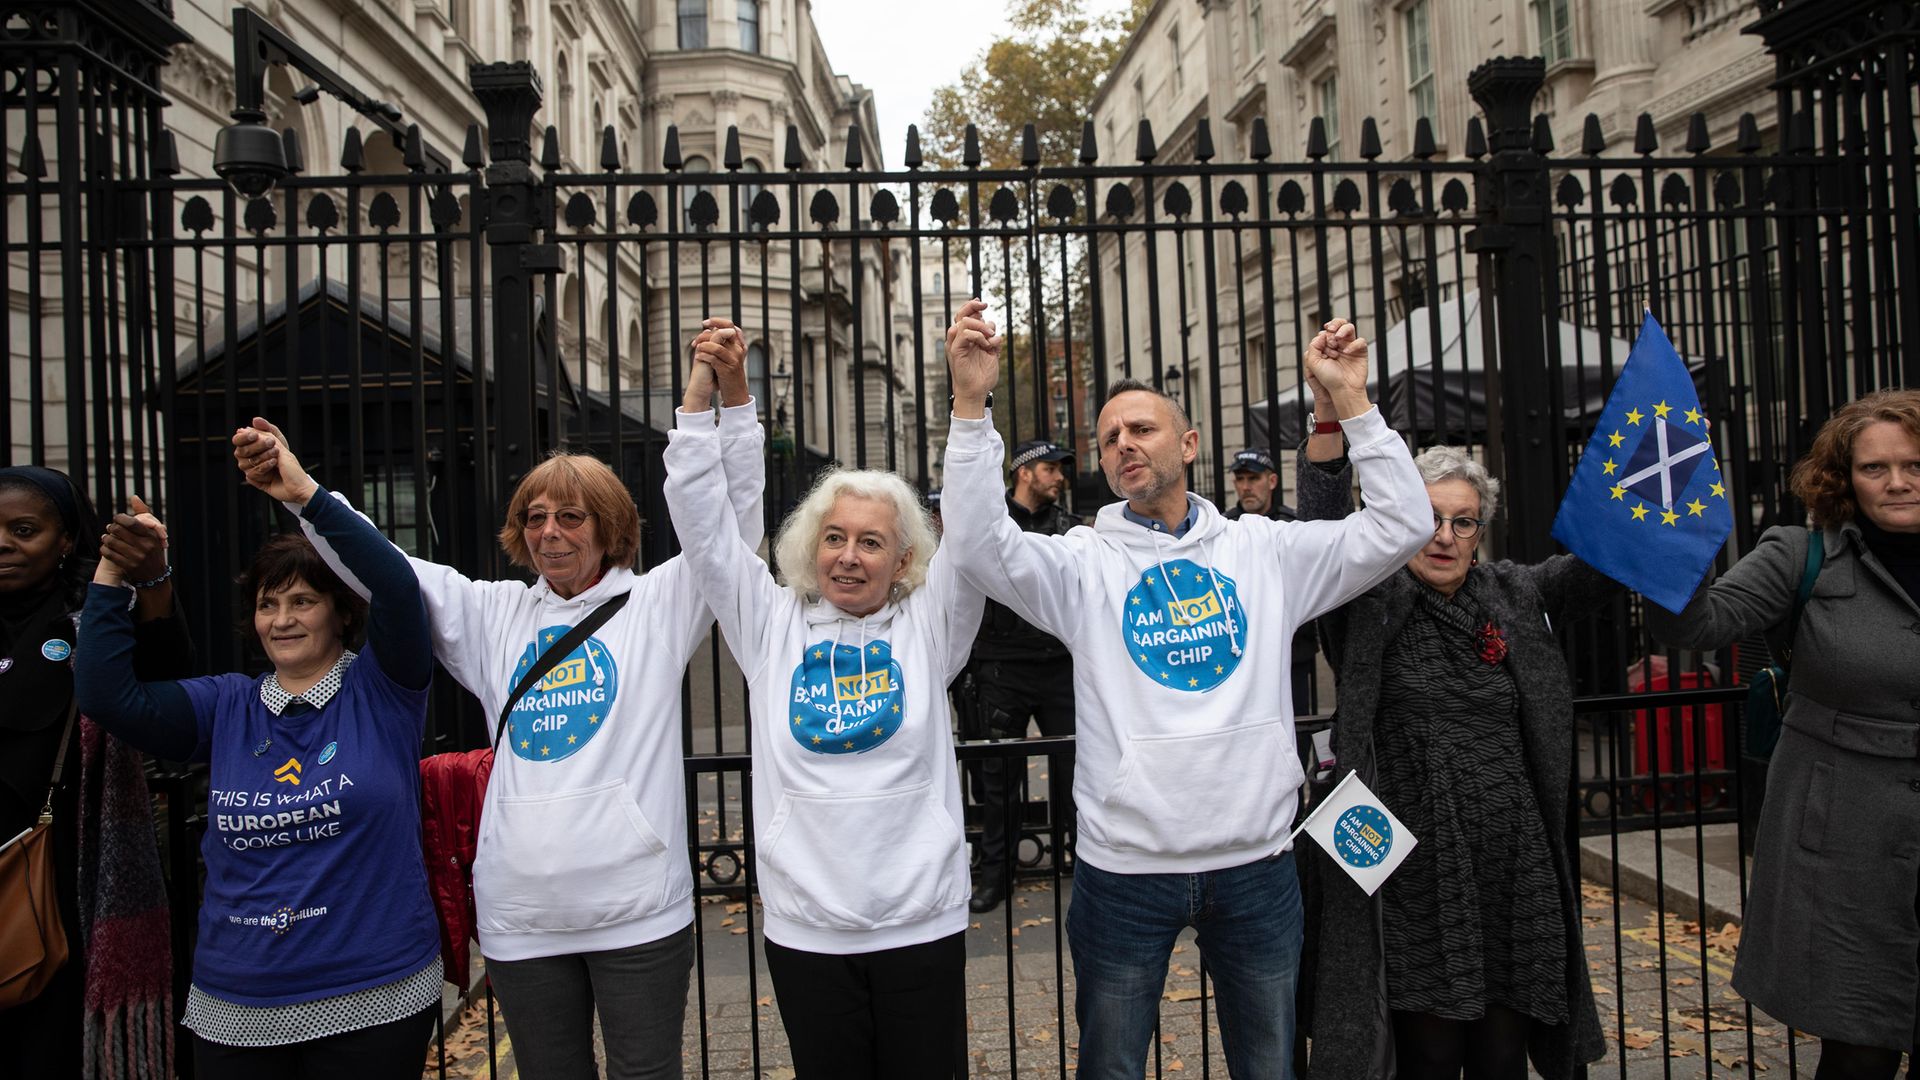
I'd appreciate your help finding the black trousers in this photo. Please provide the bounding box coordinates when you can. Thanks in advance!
[192,1003,438,1080]
[968,657,1076,876]
[764,932,968,1079]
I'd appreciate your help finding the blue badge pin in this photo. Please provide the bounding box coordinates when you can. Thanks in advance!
[41,639,71,662]
[318,741,338,766]
[253,738,272,757]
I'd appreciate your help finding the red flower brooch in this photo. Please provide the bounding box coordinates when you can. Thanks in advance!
[1476,621,1509,665]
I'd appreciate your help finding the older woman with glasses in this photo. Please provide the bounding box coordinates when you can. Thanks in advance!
[1298,426,1617,1080]
[244,318,766,1080]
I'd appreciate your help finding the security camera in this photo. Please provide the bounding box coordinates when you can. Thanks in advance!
[292,85,321,105]
[212,112,290,199]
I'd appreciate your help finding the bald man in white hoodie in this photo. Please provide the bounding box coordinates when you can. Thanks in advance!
[941,302,1429,1079]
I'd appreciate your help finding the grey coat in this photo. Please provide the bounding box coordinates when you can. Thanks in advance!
[1647,521,1920,1050]
[1297,453,1609,1080]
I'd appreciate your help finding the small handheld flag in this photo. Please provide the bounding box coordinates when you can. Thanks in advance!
[1289,771,1417,896]
[1551,311,1733,614]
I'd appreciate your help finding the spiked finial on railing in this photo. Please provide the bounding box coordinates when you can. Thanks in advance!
[1531,115,1554,154]
[462,123,485,169]
[963,124,981,167]
[1633,113,1658,155]
[723,126,743,170]
[1464,116,1487,159]
[844,125,863,169]
[1412,117,1436,160]
[1021,123,1040,167]
[1684,112,1711,154]
[17,130,44,179]
[404,124,426,171]
[282,128,305,175]
[602,125,623,170]
[1735,113,1761,154]
[663,125,683,170]
[1581,114,1606,156]
[540,125,561,170]
[1194,118,1214,162]
[904,124,923,169]
[1135,119,1157,162]
[1079,119,1099,164]
[1305,117,1328,159]
[783,124,804,169]
[1248,117,1271,161]
[153,130,180,177]
[1359,117,1383,159]
[1788,109,1815,154]
[341,127,365,173]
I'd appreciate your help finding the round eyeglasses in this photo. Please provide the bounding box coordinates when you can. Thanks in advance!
[521,507,594,532]
[1432,513,1486,540]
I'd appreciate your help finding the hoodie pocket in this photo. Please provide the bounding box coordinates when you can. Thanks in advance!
[475,779,672,934]
[1100,716,1300,857]
[757,780,967,931]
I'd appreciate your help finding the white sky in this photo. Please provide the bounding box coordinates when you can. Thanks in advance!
[808,0,1135,170]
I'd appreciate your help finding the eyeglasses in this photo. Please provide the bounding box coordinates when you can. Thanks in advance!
[521,507,594,532]
[1433,513,1486,540]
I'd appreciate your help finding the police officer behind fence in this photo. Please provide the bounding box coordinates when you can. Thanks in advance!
[1225,448,1321,711]
[956,439,1081,914]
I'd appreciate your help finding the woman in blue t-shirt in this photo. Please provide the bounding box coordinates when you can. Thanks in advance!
[75,419,440,1079]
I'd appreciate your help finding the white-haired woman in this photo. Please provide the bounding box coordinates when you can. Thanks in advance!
[1299,432,1616,1080]
[663,337,984,1079]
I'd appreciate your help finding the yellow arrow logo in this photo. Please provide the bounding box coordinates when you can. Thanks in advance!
[273,757,302,786]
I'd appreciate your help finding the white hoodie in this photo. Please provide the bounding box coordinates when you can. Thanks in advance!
[941,407,1428,874]
[303,402,765,961]
[663,410,983,954]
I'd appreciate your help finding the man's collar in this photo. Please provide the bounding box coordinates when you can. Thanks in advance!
[1122,498,1199,538]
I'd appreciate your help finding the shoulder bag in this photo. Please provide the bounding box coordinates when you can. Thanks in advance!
[0,702,77,1010]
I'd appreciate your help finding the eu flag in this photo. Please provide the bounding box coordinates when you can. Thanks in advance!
[1551,312,1733,614]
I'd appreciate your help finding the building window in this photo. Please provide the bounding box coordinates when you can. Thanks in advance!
[747,341,768,401]
[1132,76,1145,124]
[1535,0,1572,65]
[510,0,529,60]
[678,0,707,49]
[1169,25,1183,94]
[738,0,760,52]
[1404,1,1436,128]
[1317,74,1340,158]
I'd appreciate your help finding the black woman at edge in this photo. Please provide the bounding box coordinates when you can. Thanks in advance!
[75,420,441,1079]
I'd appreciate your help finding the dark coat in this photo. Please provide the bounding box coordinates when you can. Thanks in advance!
[1297,453,1610,1080]
[1647,522,1920,1050]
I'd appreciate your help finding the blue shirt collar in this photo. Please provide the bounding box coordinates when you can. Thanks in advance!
[1121,498,1199,538]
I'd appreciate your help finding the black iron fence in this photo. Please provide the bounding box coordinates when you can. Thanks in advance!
[5,0,1917,1076]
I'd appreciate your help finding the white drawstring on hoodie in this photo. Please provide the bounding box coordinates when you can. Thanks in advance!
[1147,521,1244,659]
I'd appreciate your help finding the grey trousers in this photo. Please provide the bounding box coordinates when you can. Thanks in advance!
[486,927,695,1080]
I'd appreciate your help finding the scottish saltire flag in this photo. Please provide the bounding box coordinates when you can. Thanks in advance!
[1289,771,1417,896]
[1551,311,1732,614]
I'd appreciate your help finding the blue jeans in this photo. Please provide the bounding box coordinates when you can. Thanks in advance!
[1067,853,1303,1079]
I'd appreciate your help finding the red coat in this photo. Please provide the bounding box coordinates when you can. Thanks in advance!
[419,748,493,986]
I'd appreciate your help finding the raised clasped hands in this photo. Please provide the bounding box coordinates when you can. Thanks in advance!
[1305,318,1372,419]
[944,298,1001,417]
[232,417,319,506]
[685,318,751,411]
[94,494,169,587]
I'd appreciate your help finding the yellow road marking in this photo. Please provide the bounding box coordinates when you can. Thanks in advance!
[1620,925,1736,980]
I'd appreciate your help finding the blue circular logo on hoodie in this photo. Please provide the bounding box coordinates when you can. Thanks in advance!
[1120,559,1244,692]
[787,639,904,755]
[504,627,619,762]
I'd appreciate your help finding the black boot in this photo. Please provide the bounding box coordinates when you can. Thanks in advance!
[969,876,1008,913]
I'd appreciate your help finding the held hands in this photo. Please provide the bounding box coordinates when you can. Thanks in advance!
[93,495,168,587]
[685,318,751,411]
[945,298,1001,418]
[232,417,319,506]
[1304,318,1372,420]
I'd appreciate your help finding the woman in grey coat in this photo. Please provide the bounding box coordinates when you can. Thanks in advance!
[1299,431,1612,1080]
[1647,388,1920,1080]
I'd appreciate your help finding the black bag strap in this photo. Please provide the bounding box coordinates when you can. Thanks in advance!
[41,700,78,821]
[1778,529,1824,667]
[493,591,631,752]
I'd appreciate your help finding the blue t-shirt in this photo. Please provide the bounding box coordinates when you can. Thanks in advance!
[176,648,438,1006]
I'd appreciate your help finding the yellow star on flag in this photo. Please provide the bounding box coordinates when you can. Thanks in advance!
[869,645,880,655]
[891,704,900,714]
[588,713,600,724]
[1170,567,1181,577]
[1630,504,1649,522]
[567,734,577,745]
[812,648,823,659]
[811,735,822,744]
[872,727,884,737]
[1214,665,1224,674]
[793,715,802,725]
[1684,407,1703,425]
[1710,482,1725,498]
[1146,575,1156,585]
[1609,485,1626,501]
[1188,677,1198,687]
[1686,498,1706,517]
[1608,430,1625,448]
[1159,672,1170,680]
[1131,597,1141,606]
[1625,408,1645,426]
[520,739,530,750]
[540,745,551,756]
[1653,400,1673,419]
[843,741,855,750]
[1139,653,1149,662]
[1602,459,1618,475]
[1661,508,1680,526]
